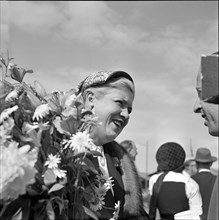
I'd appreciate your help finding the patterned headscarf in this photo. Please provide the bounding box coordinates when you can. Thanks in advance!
[156,142,186,172]
[77,70,134,94]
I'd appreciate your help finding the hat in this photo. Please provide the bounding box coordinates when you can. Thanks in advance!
[156,142,186,172]
[195,148,217,163]
[200,53,219,102]
[77,71,134,94]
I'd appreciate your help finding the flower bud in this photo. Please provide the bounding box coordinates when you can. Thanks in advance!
[33,80,47,98]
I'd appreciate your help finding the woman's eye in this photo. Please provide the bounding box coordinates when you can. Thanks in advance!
[116,100,123,106]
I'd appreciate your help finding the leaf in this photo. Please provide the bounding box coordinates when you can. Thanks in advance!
[11,67,33,82]
[21,199,31,220]
[44,168,57,185]
[0,197,24,220]
[0,80,14,100]
[53,116,79,136]
[81,158,99,174]
[46,201,55,220]
[32,201,47,220]
[50,197,66,215]
[48,183,64,194]
[73,151,102,158]
[82,206,98,220]
[33,80,47,98]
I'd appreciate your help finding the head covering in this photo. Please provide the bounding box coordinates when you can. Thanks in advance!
[156,142,186,172]
[195,148,217,163]
[200,52,219,103]
[77,70,134,94]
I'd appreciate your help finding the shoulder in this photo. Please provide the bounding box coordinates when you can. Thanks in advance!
[103,141,126,158]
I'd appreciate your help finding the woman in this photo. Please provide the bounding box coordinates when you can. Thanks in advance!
[148,142,202,220]
[77,70,148,219]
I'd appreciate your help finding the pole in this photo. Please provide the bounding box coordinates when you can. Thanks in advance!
[189,138,194,157]
[145,141,149,189]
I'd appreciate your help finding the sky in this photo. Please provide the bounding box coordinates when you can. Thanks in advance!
[0,1,218,174]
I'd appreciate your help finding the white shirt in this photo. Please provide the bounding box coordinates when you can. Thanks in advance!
[182,170,192,180]
[149,171,202,219]
[96,145,114,195]
[198,168,212,173]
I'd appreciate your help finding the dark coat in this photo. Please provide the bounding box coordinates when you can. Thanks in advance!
[192,171,217,220]
[102,141,149,220]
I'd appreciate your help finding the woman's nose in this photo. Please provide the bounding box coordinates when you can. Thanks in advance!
[193,98,202,113]
[120,108,130,120]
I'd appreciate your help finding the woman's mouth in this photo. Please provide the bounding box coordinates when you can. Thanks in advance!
[112,119,124,129]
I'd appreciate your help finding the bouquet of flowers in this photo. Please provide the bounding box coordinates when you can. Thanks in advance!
[0,54,120,220]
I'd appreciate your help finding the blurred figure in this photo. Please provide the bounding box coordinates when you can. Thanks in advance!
[192,148,217,220]
[149,142,202,220]
[193,52,218,220]
[120,139,138,161]
[183,157,197,179]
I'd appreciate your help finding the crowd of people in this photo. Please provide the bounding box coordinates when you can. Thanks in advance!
[75,52,218,219]
[118,52,218,220]
[1,47,217,219]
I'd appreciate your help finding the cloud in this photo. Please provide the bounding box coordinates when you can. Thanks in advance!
[24,65,96,92]
[7,1,149,47]
[6,1,217,54]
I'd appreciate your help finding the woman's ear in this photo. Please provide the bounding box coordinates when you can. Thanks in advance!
[84,90,94,109]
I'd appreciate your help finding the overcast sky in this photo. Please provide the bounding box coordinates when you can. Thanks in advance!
[1,1,218,173]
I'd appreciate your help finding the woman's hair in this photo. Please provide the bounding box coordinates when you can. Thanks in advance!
[82,76,135,99]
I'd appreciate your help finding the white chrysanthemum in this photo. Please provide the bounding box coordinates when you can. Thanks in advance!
[110,201,121,220]
[45,154,61,169]
[32,103,51,121]
[0,106,18,123]
[95,184,108,197]
[65,94,76,107]
[97,175,114,191]
[7,62,16,70]
[0,117,14,144]
[64,131,93,153]
[0,141,38,201]
[89,193,105,211]
[53,168,67,179]
[22,122,39,134]
[5,89,19,102]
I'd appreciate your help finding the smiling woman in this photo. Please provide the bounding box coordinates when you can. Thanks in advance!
[77,70,148,219]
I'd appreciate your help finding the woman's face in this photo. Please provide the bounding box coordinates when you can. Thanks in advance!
[88,86,134,146]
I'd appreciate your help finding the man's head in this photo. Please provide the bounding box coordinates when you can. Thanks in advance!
[195,147,217,170]
[193,52,219,136]
[120,139,138,161]
[184,157,197,176]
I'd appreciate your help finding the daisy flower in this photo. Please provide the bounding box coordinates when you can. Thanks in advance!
[89,193,105,211]
[110,201,121,220]
[64,131,93,153]
[0,106,18,123]
[5,89,19,102]
[53,168,67,179]
[45,154,61,169]
[0,117,14,144]
[32,103,51,121]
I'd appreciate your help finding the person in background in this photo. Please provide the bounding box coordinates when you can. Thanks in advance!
[193,52,218,220]
[148,142,202,220]
[120,139,138,161]
[192,148,217,220]
[183,157,197,179]
[77,70,148,219]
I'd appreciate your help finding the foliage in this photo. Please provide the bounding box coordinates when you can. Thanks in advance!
[0,54,119,220]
